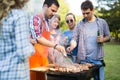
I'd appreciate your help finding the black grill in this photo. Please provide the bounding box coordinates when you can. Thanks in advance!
[46,65,100,80]
[30,65,101,80]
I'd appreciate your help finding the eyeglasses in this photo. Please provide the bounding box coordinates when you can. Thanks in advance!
[66,19,73,23]
[82,12,90,15]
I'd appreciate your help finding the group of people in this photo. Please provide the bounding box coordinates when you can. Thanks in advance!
[0,0,110,80]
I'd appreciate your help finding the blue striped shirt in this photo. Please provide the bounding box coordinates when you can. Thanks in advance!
[0,9,34,80]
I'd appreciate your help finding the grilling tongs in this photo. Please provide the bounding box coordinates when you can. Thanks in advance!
[62,51,74,65]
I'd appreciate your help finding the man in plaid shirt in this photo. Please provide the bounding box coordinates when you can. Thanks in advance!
[29,0,66,69]
[0,0,34,80]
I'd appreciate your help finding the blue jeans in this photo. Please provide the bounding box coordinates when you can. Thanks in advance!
[86,57,104,80]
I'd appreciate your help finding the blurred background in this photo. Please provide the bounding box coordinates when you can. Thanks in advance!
[25,0,120,79]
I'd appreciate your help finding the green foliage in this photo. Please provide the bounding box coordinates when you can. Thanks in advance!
[96,0,120,42]
[57,0,69,31]
[57,0,83,32]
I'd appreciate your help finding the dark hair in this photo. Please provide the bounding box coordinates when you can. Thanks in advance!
[43,0,59,8]
[81,0,94,10]
[65,13,76,21]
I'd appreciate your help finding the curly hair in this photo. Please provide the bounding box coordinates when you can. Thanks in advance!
[0,0,29,25]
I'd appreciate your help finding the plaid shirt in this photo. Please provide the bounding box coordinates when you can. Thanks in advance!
[73,16,110,61]
[30,13,49,40]
[0,9,34,80]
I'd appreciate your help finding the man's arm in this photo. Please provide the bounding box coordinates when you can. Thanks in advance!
[97,19,111,43]
[103,36,110,42]
[37,36,55,47]
[66,39,77,53]
[37,36,67,56]
[97,35,110,43]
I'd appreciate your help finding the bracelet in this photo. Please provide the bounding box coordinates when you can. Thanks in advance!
[54,44,58,49]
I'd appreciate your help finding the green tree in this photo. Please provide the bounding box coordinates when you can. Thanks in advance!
[58,0,69,31]
[97,0,120,42]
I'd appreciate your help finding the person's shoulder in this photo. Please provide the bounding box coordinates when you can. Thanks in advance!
[10,9,28,23]
[63,30,70,34]
[29,14,42,27]
[30,13,40,19]
[96,16,107,23]
[76,18,85,25]
[33,14,42,22]
[75,20,85,28]
[96,16,108,27]
[11,9,27,18]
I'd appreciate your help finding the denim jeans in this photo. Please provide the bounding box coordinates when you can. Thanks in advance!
[86,57,104,80]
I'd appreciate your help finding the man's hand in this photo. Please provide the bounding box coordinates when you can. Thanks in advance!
[66,39,76,53]
[97,35,104,43]
[66,47,73,53]
[55,44,67,56]
[97,35,110,43]
[30,38,37,45]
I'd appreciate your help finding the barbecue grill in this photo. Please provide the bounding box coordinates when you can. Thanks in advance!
[30,65,101,80]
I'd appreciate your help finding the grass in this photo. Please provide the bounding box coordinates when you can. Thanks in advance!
[104,43,120,80]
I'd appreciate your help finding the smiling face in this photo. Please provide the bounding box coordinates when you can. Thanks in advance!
[51,17,60,29]
[49,14,60,30]
[66,14,76,30]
